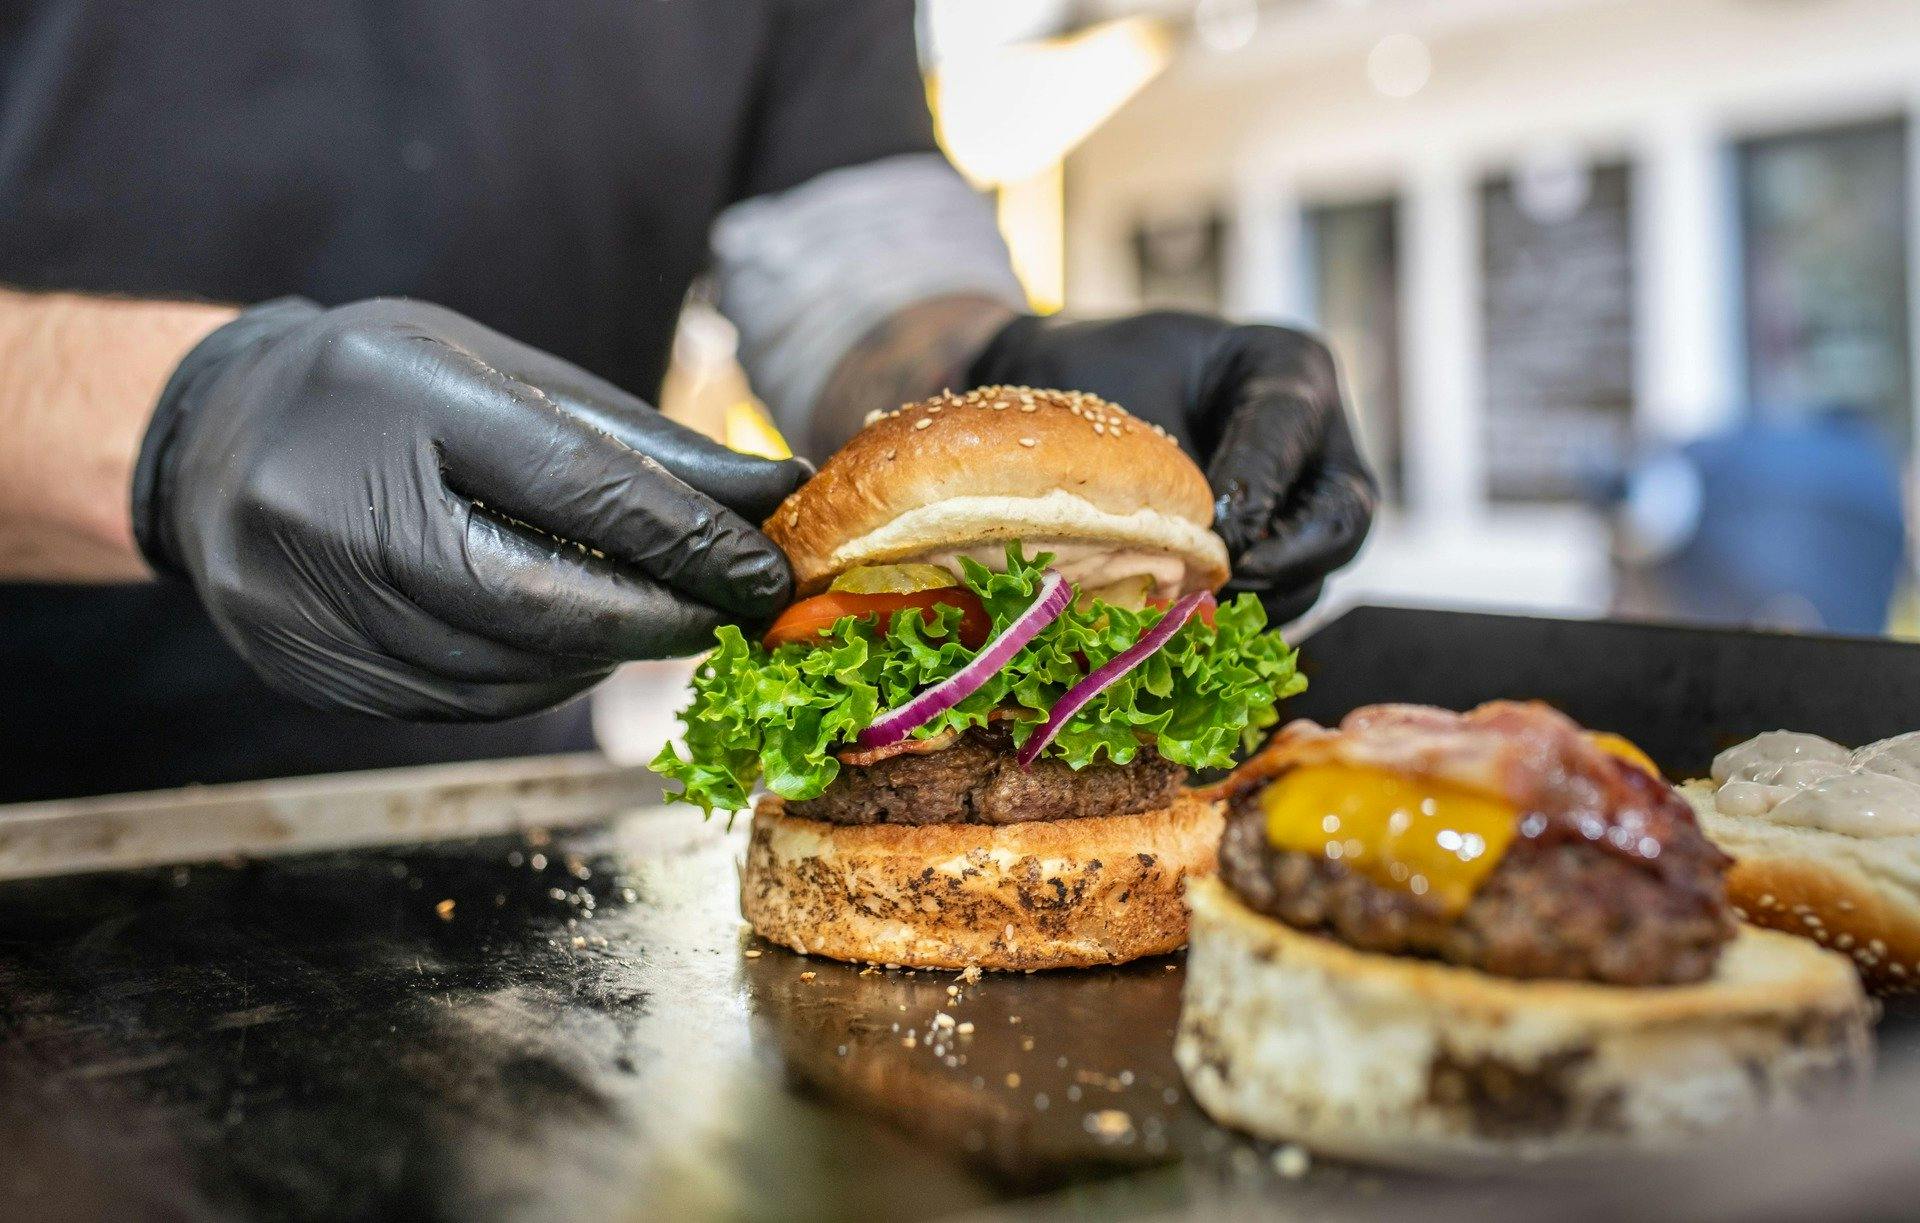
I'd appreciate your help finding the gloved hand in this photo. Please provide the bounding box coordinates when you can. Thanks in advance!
[133,297,810,720]
[968,312,1377,624]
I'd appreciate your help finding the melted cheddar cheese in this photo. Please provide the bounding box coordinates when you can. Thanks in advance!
[1260,765,1518,916]
[1587,731,1660,777]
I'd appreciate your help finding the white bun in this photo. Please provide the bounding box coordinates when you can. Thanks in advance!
[1177,876,1873,1168]
[1682,780,1920,994]
[740,791,1223,970]
[764,386,1230,596]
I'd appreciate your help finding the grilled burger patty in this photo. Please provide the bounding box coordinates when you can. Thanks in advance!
[1218,793,1737,986]
[789,727,1187,826]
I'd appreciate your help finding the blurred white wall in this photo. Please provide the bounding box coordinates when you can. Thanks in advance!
[1065,0,1920,620]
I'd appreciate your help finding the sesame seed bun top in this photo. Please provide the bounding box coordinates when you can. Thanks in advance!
[763,385,1230,597]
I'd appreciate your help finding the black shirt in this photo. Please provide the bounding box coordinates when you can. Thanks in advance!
[0,0,937,801]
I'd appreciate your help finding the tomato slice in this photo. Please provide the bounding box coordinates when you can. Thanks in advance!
[1147,593,1217,628]
[762,589,991,650]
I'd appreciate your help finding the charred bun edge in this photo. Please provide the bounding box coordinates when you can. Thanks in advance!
[740,791,1223,970]
[1176,876,1873,1167]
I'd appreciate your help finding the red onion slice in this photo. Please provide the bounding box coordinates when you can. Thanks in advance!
[1016,589,1217,767]
[856,570,1070,750]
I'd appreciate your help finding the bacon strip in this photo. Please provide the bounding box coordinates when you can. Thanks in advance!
[834,708,1019,768]
[1207,701,1722,882]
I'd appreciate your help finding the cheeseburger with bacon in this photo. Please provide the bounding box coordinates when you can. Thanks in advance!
[653,385,1306,969]
[1178,701,1874,1165]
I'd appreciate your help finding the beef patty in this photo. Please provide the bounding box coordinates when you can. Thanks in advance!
[789,727,1187,826]
[1218,791,1735,986]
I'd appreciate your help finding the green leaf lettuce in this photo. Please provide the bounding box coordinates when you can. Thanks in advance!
[650,545,1306,815]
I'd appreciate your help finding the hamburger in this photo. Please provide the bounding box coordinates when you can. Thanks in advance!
[1177,701,1874,1166]
[651,385,1307,969]
[1683,729,1920,994]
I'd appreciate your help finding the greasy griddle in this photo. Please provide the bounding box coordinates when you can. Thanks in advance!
[2,606,1919,1221]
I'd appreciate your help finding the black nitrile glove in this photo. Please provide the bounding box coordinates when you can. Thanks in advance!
[133,297,810,720]
[968,312,1377,624]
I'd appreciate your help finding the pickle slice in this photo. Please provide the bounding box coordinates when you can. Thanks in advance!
[828,563,959,594]
[1079,574,1155,611]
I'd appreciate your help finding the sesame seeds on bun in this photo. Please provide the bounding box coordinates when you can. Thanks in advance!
[1681,779,1920,994]
[763,386,1231,597]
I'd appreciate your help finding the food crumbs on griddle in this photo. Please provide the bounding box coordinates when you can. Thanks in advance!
[1005,1073,1021,1089]
[800,971,816,982]
[1034,1093,1050,1111]
[957,966,982,985]
[743,949,762,958]
[1084,1110,1134,1142]
[434,899,455,921]
[529,853,548,871]
[1273,1144,1311,1179]
[956,1021,975,1035]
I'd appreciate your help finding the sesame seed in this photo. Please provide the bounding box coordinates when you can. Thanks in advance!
[1019,438,1037,447]
[1094,423,1105,435]
[914,418,932,430]
[1020,402,1038,412]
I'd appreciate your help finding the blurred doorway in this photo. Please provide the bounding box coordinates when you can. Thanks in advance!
[1303,198,1404,500]
[1738,117,1912,447]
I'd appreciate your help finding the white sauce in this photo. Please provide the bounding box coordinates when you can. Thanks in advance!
[1710,730,1920,837]
[905,541,1187,599]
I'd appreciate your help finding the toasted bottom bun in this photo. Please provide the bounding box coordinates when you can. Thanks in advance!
[740,791,1223,970]
[1681,780,1920,994]
[1176,876,1873,1168]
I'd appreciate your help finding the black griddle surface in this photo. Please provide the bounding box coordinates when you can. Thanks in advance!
[5,606,1920,1222]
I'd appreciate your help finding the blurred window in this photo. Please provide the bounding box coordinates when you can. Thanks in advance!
[1480,161,1636,502]
[1738,119,1911,446]
[1304,198,1403,499]
[1131,211,1226,312]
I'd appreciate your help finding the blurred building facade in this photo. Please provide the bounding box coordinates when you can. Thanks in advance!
[1063,0,1920,625]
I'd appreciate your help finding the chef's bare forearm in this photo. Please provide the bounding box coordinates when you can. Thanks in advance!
[0,287,235,580]
[803,294,1019,458]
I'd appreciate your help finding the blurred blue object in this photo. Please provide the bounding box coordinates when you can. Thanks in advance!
[1609,411,1907,634]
